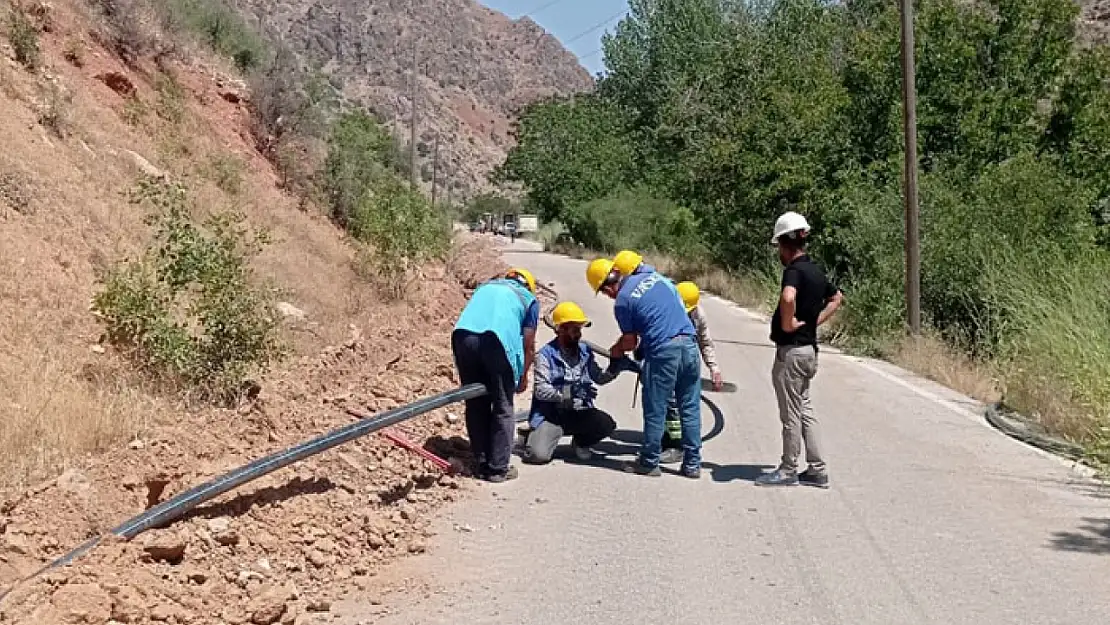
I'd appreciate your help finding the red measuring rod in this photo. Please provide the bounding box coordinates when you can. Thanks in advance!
[378,428,454,474]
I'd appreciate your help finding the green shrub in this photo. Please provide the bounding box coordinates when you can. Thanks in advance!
[320,109,449,298]
[160,0,266,71]
[565,187,708,261]
[348,178,451,299]
[919,154,1097,350]
[323,110,398,226]
[204,153,244,195]
[92,177,286,403]
[7,4,41,70]
[154,72,187,125]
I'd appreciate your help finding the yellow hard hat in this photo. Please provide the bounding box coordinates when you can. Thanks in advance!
[676,281,700,312]
[506,267,536,294]
[586,258,616,293]
[612,250,644,276]
[551,301,591,327]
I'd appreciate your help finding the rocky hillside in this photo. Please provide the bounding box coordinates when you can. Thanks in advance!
[229,0,594,200]
[1,1,555,620]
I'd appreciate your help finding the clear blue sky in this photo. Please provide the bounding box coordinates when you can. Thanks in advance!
[477,0,630,76]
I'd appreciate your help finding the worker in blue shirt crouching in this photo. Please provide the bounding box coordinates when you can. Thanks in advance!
[586,257,703,478]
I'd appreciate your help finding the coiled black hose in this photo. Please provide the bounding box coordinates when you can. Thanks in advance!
[983,402,1087,463]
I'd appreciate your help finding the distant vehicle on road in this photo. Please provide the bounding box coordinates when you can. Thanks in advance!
[517,215,538,233]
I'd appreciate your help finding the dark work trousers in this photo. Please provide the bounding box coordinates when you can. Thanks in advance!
[522,407,617,464]
[451,329,516,477]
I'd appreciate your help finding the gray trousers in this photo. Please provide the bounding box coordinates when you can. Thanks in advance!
[772,345,826,475]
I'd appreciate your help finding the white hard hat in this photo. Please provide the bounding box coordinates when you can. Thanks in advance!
[772,211,811,244]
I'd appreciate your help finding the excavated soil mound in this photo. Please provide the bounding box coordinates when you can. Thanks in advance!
[0,238,554,625]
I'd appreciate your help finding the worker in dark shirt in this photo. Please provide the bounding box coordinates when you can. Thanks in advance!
[755,211,843,489]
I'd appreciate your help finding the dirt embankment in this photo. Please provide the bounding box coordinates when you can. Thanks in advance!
[0,237,543,624]
[0,0,551,620]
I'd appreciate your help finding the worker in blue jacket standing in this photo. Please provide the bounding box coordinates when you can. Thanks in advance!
[452,267,539,483]
[586,257,703,478]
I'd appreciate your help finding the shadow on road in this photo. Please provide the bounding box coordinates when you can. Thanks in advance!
[1048,517,1110,555]
[592,439,642,456]
[700,462,776,483]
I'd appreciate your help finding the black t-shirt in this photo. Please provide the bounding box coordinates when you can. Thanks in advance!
[770,255,839,347]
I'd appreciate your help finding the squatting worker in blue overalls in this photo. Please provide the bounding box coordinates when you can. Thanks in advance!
[452,267,540,483]
[586,257,703,478]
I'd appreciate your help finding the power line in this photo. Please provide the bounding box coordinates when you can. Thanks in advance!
[520,0,569,17]
[562,9,628,46]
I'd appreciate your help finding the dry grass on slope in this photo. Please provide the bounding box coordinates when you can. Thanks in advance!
[0,0,429,490]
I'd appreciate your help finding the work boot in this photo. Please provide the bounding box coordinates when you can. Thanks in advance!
[754,468,798,487]
[798,469,829,489]
[572,444,594,461]
[622,460,661,477]
[681,466,701,479]
[485,465,519,483]
[659,448,683,464]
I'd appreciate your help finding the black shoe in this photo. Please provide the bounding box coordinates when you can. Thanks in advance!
[485,465,519,483]
[798,469,829,489]
[622,460,662,477]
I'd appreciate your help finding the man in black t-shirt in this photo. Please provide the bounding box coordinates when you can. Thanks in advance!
[755,211,843,489]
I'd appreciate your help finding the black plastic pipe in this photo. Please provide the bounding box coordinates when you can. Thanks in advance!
[0,383,488,601]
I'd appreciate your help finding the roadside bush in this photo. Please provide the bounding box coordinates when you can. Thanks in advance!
[919,154,1097,351]
[323,109,399,227]
[565,187,708,261]
[348,177,451,300]
[248,47,337,199]
[92,177,286,403]
[160,0,265,71]
[987,247,1110,465]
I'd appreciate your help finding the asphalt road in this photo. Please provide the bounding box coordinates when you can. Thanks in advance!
[338,237,1109,625]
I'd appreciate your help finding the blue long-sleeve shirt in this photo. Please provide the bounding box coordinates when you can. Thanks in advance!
[529,340,619,428]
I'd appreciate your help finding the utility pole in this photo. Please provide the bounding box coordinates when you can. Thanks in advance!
[335,11,342,64]
[409,40,419,192]
[900,0,921,335]
[431,134,440,208]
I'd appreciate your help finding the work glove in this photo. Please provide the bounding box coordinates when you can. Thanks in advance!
[578,381,598,403]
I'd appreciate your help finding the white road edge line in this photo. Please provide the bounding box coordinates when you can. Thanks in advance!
[702,293,1098,479]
